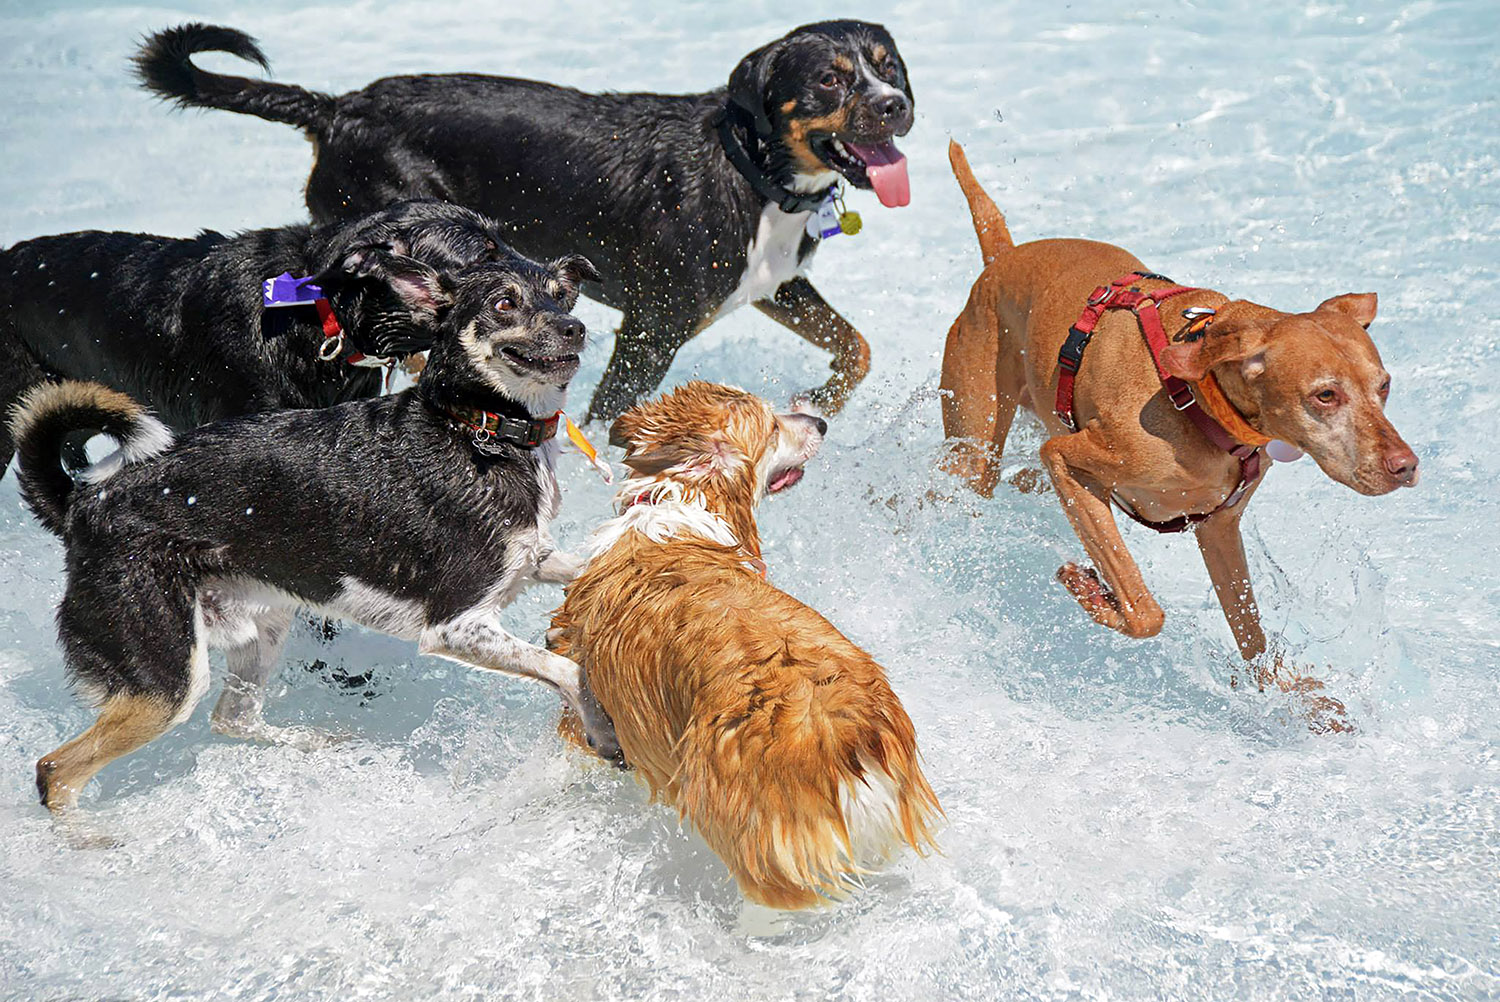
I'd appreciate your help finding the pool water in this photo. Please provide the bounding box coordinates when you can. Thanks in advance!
[1,1,1496,999]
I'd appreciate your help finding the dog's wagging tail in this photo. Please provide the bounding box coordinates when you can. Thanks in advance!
[134,22,333,131]
[10,382,174,536]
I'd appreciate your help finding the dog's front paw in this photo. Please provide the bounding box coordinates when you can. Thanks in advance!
[1243,655,1356,736]
[1056,562,1124,626]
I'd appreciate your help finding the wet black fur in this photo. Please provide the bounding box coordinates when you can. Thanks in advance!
[17,253,587,708]
[0,199,510,472]
[134,20,914,421]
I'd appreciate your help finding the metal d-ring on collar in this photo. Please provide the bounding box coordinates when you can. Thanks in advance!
[715,107,833,214]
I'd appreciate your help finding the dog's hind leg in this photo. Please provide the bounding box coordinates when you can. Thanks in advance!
[210,608,334,749]
[39,583,209,812]
[1039,430,1166,639]
[755,277,870,415]
[938,281,1024,497]
[36,694,180,813]
[419,611,622,764]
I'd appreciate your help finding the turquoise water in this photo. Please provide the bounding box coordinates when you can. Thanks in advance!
[1,1,1496,999]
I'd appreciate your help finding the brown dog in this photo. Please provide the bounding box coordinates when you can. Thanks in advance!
[551,382,940,908]
[940,141,1417,697]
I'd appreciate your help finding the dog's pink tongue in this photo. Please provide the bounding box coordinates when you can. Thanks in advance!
[847,141,910,208]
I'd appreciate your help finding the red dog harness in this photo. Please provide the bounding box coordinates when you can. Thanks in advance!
[1054,271,1263,534]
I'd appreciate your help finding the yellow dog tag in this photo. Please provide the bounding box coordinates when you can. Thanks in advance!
[837,211,863,235]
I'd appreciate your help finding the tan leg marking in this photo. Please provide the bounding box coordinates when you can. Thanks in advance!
[36,694,177,812]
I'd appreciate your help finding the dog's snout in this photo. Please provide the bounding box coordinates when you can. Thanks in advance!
[876,92,909,123]
[558,317,586,349]
[1385,445,1419,486]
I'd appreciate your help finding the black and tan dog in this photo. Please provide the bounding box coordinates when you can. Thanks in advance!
[134,20,915,421]
[0,200,509,473]
[11,248,618,812]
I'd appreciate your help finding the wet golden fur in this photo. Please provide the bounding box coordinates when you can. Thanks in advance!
[552,382,940,909]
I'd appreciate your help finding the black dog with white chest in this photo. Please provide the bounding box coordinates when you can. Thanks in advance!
[11,247,618,812]
[135,20,915,421]
[0,199,509,472]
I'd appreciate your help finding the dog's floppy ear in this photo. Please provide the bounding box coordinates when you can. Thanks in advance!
[341,248,454,322]
[727,38,781,136]
[620,434,740,479]
[1160,308,1277,383]
[549,254,601,290]
[1314,292,1377,330]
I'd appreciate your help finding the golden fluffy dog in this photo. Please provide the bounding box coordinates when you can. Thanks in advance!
[551,382,940,909]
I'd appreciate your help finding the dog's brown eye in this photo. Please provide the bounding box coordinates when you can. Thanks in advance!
[495,296,516,312]
[1379,377,1391,398]
[819,71,840,89]
[1314,388,1339,404]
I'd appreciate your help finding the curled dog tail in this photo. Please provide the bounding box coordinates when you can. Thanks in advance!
[9,382,174,536]
[678,662,942,909]
[948,140,1013,264]
[133,23,335,134]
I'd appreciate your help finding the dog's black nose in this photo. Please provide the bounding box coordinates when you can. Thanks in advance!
[814,417,828,436]
[559,317,586,349]
[877,93,910,122]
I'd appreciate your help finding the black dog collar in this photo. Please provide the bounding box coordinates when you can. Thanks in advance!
[444,404,561,451]
[715,109,832,214]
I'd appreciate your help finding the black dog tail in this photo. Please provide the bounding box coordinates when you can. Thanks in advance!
[134,23,335,133]
[10,383,175,536]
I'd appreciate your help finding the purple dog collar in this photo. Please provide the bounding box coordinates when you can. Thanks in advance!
[262,272,324,308]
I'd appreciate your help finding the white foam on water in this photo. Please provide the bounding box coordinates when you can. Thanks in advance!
[1,1,1497,999]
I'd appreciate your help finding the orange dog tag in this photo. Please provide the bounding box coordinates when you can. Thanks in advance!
[564,415,614,483]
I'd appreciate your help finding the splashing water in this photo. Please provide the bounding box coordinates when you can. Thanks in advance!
[1,1,1496,999]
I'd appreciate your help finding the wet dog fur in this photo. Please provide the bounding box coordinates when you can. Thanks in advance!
[550,382,940,908]
[939,141,1418,716]
[11,247,619,812]
[134,21,916,421]
[0,199,511,473]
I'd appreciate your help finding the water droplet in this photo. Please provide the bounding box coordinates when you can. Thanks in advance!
[162,487,171,495]
[186,496,197,506]
[245,507,254,516]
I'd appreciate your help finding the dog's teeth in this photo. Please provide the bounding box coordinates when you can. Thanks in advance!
[832,139,847,156]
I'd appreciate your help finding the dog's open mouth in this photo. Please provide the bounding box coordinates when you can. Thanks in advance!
[501,347,580,376]
[767,465,805,494]
[812,136,910,208]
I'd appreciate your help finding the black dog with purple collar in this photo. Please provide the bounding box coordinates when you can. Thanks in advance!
[0,199,509,474]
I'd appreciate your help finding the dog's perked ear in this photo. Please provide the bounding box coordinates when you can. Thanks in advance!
[339,248,455,320]
[727,38,782,136]
[1315,292,1378,330]
[548,254,601,301]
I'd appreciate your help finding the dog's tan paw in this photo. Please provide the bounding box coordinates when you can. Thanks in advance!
[1057,562,1125,628]
[1240,655,1356,735]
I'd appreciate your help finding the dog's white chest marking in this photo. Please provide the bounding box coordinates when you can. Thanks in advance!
[716,204,811,320]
